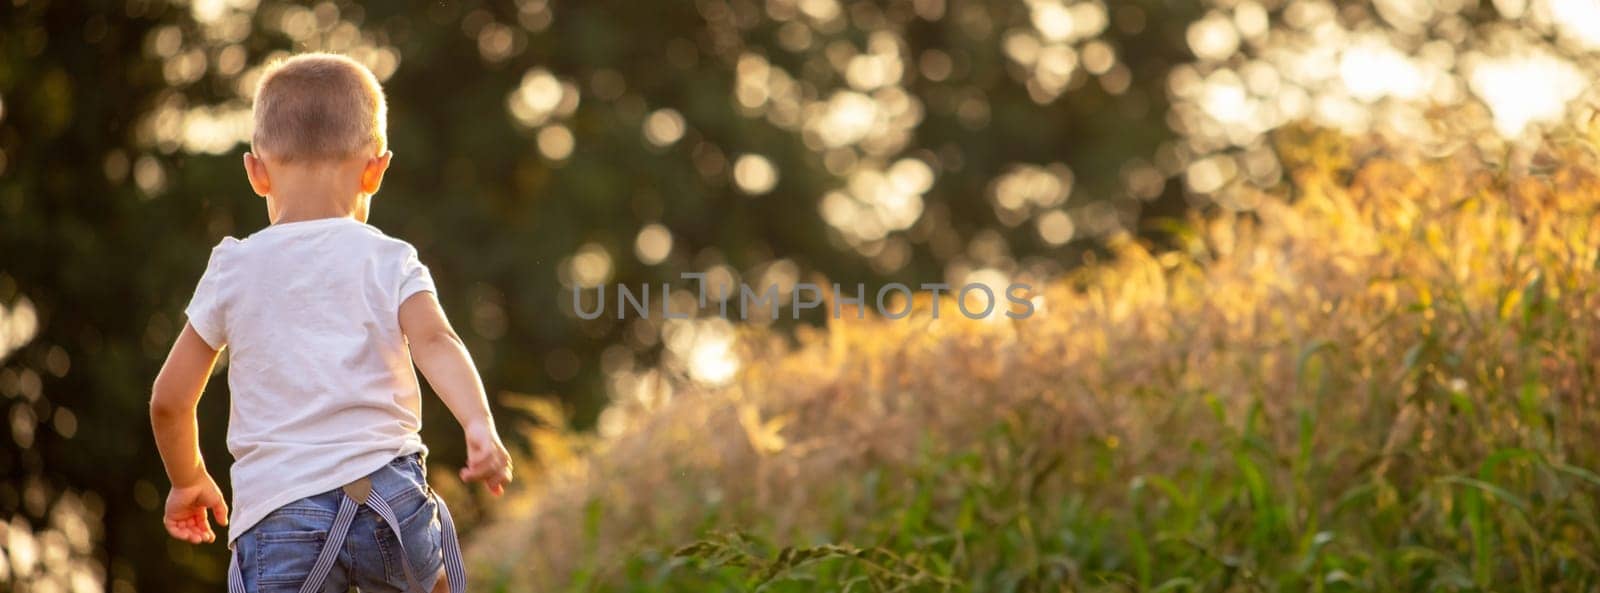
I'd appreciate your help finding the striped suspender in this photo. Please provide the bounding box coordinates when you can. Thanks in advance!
[227,479,468,593]
[368,493,469,592]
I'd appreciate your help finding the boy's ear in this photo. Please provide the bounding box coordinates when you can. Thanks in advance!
[360,151,393,195]
[242,152,271,197]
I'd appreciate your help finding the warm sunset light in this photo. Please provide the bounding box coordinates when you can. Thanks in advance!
[9,0,1600,591]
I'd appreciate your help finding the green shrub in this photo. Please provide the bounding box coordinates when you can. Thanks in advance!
[467,124,1600,592]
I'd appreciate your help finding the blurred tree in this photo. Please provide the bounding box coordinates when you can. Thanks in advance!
[0,0,1201,589]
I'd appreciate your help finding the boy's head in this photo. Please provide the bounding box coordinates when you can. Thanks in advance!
[244,53,393,218]
[250,53,387,162]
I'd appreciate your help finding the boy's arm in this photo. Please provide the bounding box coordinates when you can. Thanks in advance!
[150,323,229,543]
[399,291,514,495]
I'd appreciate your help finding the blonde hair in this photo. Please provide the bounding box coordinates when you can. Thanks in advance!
[251,53,387,162]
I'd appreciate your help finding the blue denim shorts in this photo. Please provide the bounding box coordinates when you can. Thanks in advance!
[232,454,444,593]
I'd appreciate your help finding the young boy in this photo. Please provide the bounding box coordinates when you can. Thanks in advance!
[149,53,512,593]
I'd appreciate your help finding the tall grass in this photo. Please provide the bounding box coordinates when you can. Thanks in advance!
[466,123,1600,592]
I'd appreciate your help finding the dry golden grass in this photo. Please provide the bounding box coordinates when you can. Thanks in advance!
[467,123,1600,591]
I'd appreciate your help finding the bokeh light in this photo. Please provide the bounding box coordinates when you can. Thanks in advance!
[13,0,1600,589]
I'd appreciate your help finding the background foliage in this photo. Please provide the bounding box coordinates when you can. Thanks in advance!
[471,124,1600,591]
[4,0,1600,591]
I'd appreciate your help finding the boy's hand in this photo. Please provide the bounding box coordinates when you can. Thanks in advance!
[460,423,513,496]
[163,475,229,544]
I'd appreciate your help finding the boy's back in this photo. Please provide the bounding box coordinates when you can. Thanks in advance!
[187,217,434,540]
[148,53,512,593]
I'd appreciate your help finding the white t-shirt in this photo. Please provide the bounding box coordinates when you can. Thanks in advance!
[185,217,433,543]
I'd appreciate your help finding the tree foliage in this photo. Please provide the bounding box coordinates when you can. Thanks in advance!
[1,0,1189,589]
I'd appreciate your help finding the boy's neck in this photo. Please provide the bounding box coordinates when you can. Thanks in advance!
[267,193,370,225]
[265,167,371,225]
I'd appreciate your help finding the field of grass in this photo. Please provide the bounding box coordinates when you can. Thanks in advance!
[463,124,1600,592]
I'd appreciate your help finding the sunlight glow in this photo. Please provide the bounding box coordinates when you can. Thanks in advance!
[732,154,779,195]
[661,319,741,386]
[537,125,575,160]
[634,224,674,265]
[179,106,252,155]
[643,108,686,147]
[1469,50,1586,137]
[1036,210,1076,245]
[509,69,579,128]
[961,268,1012,321]
[1339,36,1426,102]
[820,159,933,244]
[0,297,38,362]
[1187,12,1240,61]
[845,33,905,91]
[1006,1,1111,102]
[813,91,879,149]
[1549,0,1600,48]
[1167,0,1600,203]
[563,243,613,288]
[687,329,739,386]
[990,164,1073,227]
[1029,1,1077,42]
[726,35,930,256]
